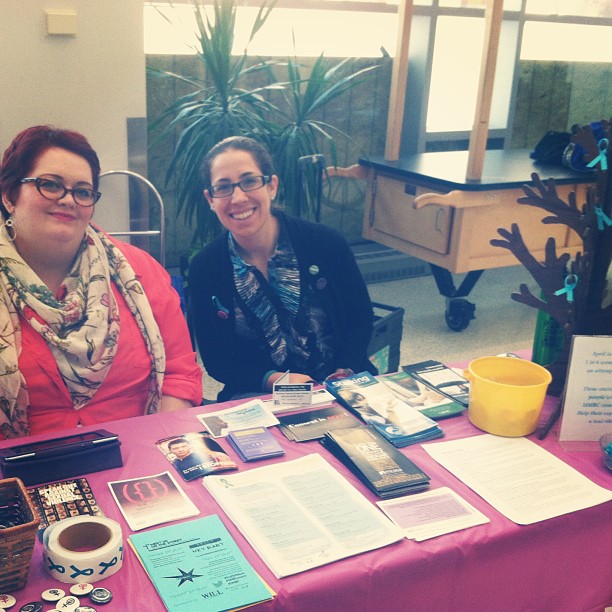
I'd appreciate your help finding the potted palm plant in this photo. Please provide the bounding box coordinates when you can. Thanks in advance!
[149,0,378,244]
[270,53,377,220]
[149,0,279,243]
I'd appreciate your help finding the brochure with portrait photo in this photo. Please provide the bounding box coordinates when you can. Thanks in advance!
[155,431,237,481]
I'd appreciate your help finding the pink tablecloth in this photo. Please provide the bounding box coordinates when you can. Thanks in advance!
[3,395,611,611]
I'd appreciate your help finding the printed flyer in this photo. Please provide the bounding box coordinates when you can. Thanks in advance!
[28,477,102,530]
[108,472,199,530]
[197,400,279,438]
[129,514,274,611]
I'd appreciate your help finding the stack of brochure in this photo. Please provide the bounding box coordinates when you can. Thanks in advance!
[402,360,471,407]
[277,405,362,442]
[378,371,464,420]
[226,427,285,461]
[321,426,431,498]
[325,372,443,447]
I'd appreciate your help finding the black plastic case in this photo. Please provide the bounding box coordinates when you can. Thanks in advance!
[0,437,123,486]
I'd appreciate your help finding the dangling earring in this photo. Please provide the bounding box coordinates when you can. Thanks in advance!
[0,217,16,242]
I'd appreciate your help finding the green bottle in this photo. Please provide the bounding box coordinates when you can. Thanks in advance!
[531,307,564,366]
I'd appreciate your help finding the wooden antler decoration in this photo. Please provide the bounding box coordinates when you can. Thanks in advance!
[491,120,611,394]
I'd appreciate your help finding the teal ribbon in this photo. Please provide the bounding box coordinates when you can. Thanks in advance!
[99,556,118,574]
[586,138,608,171]
[554,274,578,303]
[45,556,65,574]
[69,564,94,579]
[595,207,612,231]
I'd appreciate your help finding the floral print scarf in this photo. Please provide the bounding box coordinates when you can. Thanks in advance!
[0,223,165,438]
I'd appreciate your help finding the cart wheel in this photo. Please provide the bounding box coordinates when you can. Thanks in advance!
[445,298,476,332]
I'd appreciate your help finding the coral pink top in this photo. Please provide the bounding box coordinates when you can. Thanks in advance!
[17,240,202,435]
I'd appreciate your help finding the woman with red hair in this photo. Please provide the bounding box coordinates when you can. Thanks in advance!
[0,125,202,438]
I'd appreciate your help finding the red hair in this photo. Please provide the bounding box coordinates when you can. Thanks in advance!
[0,125,101,209]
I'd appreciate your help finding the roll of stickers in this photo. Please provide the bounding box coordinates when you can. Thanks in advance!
[42,515,123,583]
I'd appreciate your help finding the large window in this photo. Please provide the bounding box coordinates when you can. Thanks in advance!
[425,12,611,135]
[144,3,398,58]
[145,1,612,152]
[414,1,611,151]
[426,16,518,133]
[521,21,612,62]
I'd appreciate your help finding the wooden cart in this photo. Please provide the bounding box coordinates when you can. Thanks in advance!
[359,149,595,330]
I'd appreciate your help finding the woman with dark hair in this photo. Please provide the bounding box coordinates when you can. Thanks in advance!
[189,136,376,401]
[0,125,203,439]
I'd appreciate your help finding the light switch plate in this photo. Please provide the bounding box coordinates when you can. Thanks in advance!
[45,10,77,36]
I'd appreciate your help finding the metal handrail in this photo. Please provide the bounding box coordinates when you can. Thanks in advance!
[99,170,165,267]
[297,154,325,222]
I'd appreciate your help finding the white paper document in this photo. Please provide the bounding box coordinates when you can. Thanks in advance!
[423,435,612,525]
[203,454,403,577]
[197,399,279,438]
[377,486,490,541]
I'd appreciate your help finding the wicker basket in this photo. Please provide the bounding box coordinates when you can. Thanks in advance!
[0,477,40,591]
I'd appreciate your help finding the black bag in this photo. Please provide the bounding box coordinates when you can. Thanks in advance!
[562,121,606,173]
[530,131,571,166]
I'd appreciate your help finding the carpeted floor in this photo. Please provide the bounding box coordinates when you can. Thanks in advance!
[367,264,539,368]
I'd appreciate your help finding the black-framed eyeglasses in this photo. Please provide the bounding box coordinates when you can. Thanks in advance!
[207,175,271,199]
[20,177,101,207]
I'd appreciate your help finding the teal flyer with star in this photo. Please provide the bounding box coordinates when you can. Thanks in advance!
[128,514,274,611]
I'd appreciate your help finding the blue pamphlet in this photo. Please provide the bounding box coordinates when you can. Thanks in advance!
[227,427,285,461]
[129,514,274,611]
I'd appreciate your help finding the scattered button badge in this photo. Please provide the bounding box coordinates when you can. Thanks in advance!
[56,596,80,611]
[89,588,112,605]
[41,589,65,602]
[19,603,43,612]
[70,584,94,596]
[0,594,17,609]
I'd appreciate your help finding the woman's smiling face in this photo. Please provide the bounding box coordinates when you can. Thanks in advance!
[4,146,94,262]
[205,148,278,241]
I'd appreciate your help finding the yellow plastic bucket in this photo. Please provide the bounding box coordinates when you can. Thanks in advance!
[465,356,552,437]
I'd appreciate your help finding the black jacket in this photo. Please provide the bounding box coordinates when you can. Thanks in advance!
[189,212,376,401]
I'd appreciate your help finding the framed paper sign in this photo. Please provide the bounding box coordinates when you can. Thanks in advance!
[559,335,612,450]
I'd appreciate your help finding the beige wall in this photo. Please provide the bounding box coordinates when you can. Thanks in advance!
[0,0,147,229]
